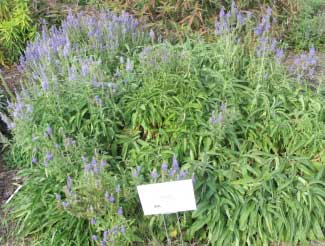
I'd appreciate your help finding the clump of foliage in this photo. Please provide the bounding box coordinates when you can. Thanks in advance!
[88,0,300,43]
[3,2,325,246]
[286,0,325,50]
[0,0,36,65]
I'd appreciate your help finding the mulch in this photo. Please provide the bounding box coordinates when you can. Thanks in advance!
[0,158,18,245]
[0,159,17,205]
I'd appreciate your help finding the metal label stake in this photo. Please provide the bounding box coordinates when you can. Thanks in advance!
[162,214,171,245]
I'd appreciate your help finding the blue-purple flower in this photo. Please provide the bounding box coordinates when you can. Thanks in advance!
[132,165,141,177]
[151,169,158,179]
[125,58,133,72]
[100,160,107,167]
[172,155,179,171]
[67,176,72,191]
[105,192,115,203]
[55,193,61,201]
[120,226,126,234]
[90,218,96,225]
[161,161,168,172]
[117,207,123,215]
[32,156,38,164]
[178,170,188,180]
[103,230,109,241]
[62,201,69,208]
[45,125,53,137]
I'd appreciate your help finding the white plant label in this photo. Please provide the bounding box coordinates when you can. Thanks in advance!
[137,179,196,215]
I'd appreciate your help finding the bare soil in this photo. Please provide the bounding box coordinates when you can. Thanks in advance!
[0,158,19,245]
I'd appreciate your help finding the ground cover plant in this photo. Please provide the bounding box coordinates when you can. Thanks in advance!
[1,2,325,246]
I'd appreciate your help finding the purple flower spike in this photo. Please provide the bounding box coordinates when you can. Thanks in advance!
[113,226,118,235]
[169,168,177,177]
[91,158,97,166]
[220,102,227,112]
[92,235,98,241]
[45,125,53,137]
[276,48,284,61]
[93,166,99,174]
[94,96,102,106]
[41,80,49,91]
[179,170,188,180]
[32,156,38,164]
[90,218,96,225]
[45,152,53,162]
[161,161,168,172]
[309,46,316,56]
[132,165,142,177]
[100,160,107,167]
[84,164,91,173]
[215,113,224,124]
[219,7,225,19]
[67,176,72,190]
[108,195,115,203]
[237,13,244,25]
[132,169,139,177]
[103,230,109,241]
[62,201,69,208]
[172,155,179,171]
[125,58,133,72]
[55,193,61,201]
[121,226,126,234]
[117,207,123,215]
[151,169,158,179]
[101,241,107,246]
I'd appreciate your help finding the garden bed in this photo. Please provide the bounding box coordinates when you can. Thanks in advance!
[0,2,325,245]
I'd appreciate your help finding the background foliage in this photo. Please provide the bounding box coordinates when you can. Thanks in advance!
[0,0,35,66]
[0,0,323,67]
[286,0,325,50]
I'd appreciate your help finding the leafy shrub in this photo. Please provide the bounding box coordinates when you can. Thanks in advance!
[5,9,151,246]
[286,0,325,50]
[3,3,325,246]
[0,0,36,65]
